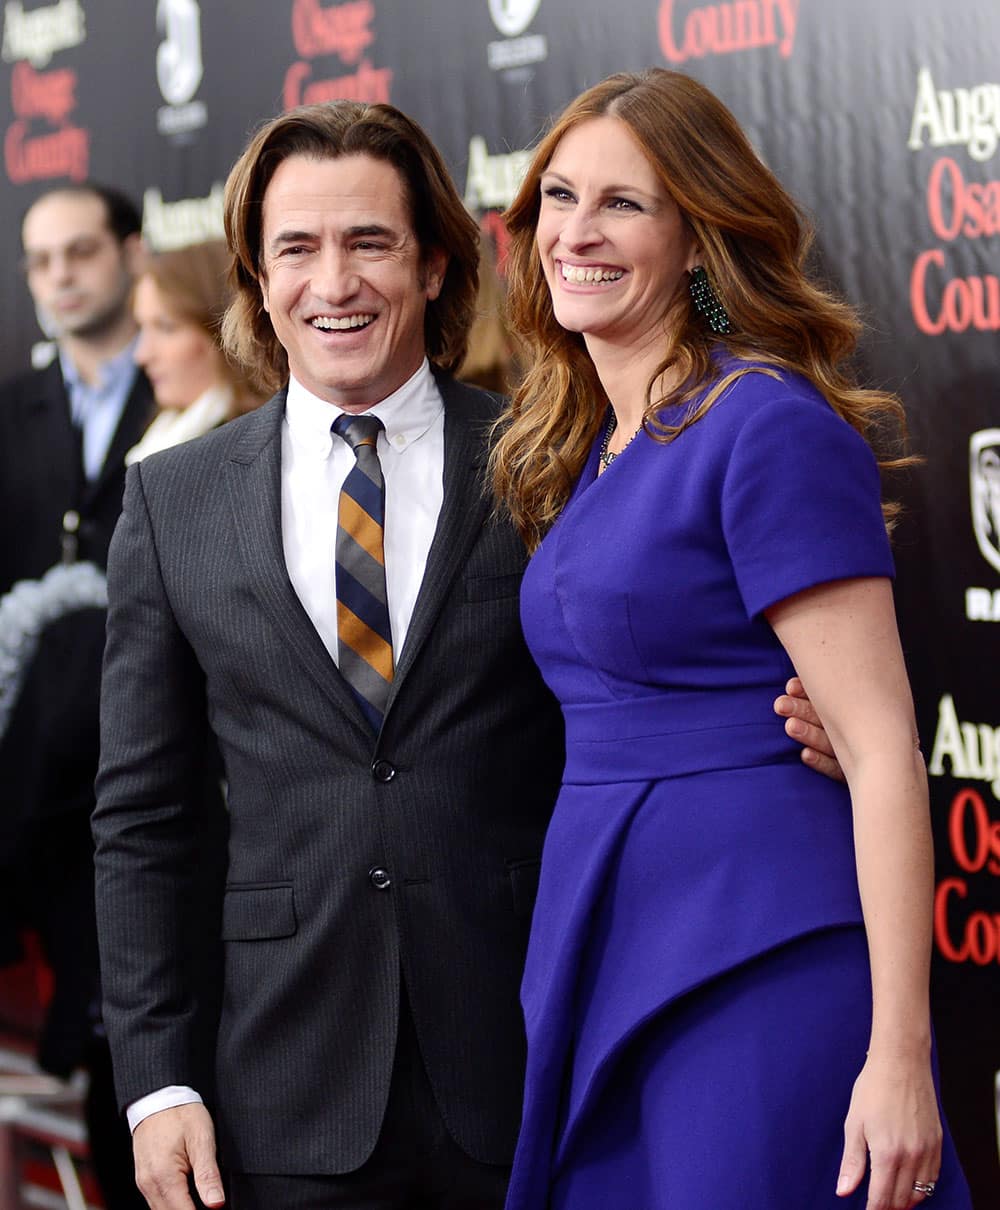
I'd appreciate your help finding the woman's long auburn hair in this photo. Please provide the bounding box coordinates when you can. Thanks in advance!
[491,69,910,551]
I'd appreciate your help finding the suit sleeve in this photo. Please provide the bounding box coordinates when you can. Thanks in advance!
[721,391,895,619]
[92,462,221,1111]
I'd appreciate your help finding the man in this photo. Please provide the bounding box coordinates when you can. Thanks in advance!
[92,102,836,1210]
[0,183,154,1208]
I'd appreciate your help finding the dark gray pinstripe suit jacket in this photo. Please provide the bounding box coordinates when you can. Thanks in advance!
[92,374,565,1175]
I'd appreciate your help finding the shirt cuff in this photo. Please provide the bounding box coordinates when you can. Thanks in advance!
[127,1085,204,1134]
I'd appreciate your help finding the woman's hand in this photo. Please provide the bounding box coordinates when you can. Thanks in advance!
[837,1049,943,1209]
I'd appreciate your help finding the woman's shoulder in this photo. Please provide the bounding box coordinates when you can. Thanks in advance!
[697,357,862,448]
[710,358,830,418]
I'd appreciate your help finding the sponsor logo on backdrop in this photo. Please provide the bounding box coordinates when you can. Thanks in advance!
[156,0,207,138]
[464,136,532,268]
[658,0,798,64]
[909,67,1000,164]
[294,0,373,61]
[486,0,546,75]
[970,430,1000,574]
[909,69,1000,337]
[1,0,84,68]
[965,430,1000,621]
[928,694,1000,964]
[464,136,530,211]
[284,0,391,109]
[142,182,224,250]
[3,0,88,184]
[488,0,540,37]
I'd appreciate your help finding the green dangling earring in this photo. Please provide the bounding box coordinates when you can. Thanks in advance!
[688,266,734,334]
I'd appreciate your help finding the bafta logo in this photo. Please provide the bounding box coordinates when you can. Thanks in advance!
[970,429,1000,575]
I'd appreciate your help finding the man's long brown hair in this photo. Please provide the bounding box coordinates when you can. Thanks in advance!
[491,70,910,551]
[221,101,480,396]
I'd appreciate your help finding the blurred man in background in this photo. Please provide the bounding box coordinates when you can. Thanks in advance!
[0,182,153,1208]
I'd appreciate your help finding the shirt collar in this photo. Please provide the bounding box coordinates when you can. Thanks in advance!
[285,358,442,459]
[59,337,139,395]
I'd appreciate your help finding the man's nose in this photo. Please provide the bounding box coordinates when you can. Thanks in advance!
[312,248,361,301]
[48,251,77,281]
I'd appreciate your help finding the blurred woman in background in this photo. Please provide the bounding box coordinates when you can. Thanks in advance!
[128,238,263,463]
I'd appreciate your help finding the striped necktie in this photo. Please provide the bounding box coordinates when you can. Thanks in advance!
[331,413,394,731]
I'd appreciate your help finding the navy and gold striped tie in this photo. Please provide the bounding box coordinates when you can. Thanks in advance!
[331,413,393,731]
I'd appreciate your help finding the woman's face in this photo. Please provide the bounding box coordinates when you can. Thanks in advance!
[535,116,698,357]
[133,275,224,410]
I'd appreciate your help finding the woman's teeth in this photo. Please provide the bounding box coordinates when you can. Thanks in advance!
[560,265,623,284]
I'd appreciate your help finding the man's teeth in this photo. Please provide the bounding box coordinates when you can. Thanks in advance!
[312,314,374,330]
[560,265,624,284]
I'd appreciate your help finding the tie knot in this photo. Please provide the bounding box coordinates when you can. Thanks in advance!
[332,413,384,453]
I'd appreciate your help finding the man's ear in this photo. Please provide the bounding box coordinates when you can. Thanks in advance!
[423,247,448,302]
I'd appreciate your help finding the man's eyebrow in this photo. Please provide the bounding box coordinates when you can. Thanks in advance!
[345,223,400,240]
[267,229,317,253]
[266,223,401,254]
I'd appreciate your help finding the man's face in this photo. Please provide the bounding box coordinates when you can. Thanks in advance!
[22,192,139,340]
[259,153,446,411]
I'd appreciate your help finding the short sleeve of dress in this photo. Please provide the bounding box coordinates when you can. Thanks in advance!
[721,384,895,619]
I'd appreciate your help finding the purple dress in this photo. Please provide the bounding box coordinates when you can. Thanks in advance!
[505,366,972,1209]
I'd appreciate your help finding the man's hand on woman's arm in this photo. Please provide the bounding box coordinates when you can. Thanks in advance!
[774,676,845,782]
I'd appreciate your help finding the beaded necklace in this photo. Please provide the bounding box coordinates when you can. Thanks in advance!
[598,414,644,470]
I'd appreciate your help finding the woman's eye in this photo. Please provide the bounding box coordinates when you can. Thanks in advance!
[542,186,573,203]
[609,197,639,211]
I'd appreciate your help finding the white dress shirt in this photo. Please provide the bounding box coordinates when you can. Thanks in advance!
[281,358,444,664]
[60,339,140,480]
[126,359,445,1133]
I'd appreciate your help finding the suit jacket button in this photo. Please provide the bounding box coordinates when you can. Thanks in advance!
[371,759,396,783]
[369,866,392,891]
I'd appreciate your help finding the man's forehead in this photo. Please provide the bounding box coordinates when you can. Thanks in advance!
[261,153,413,235]
[23,191,109,247]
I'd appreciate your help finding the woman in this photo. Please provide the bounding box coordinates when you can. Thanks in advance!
[492,71,971,1210]
[128,239,262,463]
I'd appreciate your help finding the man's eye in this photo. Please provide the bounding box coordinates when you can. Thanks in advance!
[68,240,101,260]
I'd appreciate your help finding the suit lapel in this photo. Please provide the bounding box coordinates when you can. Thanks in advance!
[386,375,494,711]
[27,364,81,503]
[224,392,371,736]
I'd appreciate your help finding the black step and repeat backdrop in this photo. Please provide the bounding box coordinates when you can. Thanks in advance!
[0,0,997,1201]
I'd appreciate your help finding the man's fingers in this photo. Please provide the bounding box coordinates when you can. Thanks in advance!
[775,692,846,781]
[189,1131,225,1207]
[133,1104,222,1210]
[799,744,846,783]
[134,1166,197,1210]
[774,690,822,731]
[780,711,832,755]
